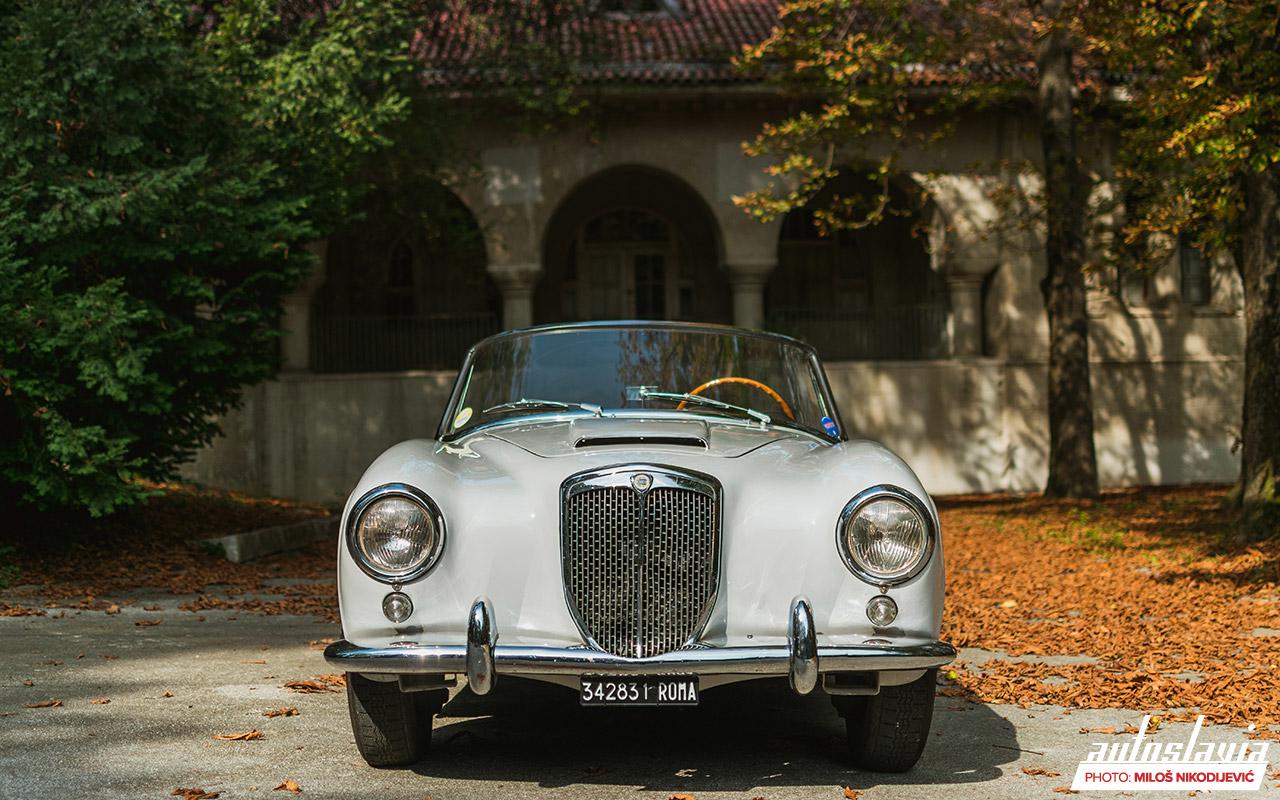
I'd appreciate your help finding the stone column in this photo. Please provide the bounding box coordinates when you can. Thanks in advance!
[280,241,328,372]
[488,263,542,330]
[947,275,985,358]
[726,260,776,330]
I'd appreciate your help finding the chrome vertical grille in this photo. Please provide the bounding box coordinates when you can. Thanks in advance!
[562,466,720,659]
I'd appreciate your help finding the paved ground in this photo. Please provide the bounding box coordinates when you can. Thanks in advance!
[1,599,1276,800]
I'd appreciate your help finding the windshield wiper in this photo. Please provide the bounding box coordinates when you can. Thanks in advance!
[482,398,603,417]
[637,389,771,426]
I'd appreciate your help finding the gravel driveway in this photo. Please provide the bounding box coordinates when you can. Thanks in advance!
[4,599,1275,800]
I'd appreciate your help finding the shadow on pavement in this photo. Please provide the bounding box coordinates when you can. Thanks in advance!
[421,677,1017,792]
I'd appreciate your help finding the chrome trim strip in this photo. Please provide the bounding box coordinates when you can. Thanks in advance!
[346,483,446,584]
[324,639,957,676]
[788,597,818,695]
[559,463,723,658]
[442,409,837,445]
[835,484,937,586]
[465,597,496,696]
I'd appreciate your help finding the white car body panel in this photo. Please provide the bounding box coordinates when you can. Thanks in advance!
[336,413,946,680]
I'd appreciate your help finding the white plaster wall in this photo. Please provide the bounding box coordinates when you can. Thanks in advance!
[183,353,1241,503]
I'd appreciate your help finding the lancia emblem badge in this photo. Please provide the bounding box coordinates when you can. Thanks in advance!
[631,472,653,493]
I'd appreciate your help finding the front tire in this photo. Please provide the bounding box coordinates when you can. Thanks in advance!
[345,673,443,767]
[838,668,936,772]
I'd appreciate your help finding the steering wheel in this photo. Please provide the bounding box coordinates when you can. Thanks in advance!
[677,376,795,420]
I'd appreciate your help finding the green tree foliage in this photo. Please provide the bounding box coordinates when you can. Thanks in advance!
[735,0,972,231]
[0,0,416,516]
[1096,0,1280,537]
[737,0,1102,498]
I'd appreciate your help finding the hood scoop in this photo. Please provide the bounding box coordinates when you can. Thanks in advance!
[575,434,707,449]
[482,415,804,458]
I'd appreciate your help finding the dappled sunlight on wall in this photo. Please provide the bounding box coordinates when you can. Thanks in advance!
[184,357,1241,503]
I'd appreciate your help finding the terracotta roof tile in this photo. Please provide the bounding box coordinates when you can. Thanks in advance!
[419,0,782,87]
[415,1,1103,90]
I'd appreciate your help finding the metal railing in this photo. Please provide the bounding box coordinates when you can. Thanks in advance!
[309,313,500,373]
[766,305,952,361]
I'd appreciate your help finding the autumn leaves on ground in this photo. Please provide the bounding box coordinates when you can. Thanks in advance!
[941,486,1280,738]
[3,482,1277,741]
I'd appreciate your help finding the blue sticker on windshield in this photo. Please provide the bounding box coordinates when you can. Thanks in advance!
[820,416,839,438]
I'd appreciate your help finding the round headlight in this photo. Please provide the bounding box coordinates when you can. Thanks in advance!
[838,487,933,584]
[348,485,444,582]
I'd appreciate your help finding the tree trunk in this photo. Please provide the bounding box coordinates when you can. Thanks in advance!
[1033,0,1099,498]
[1237,165,1280,539]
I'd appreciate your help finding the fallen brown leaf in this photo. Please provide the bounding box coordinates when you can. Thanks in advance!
[669,794,695,800]
[24,699,62,708]
[161,690,174,698]
[842,789,860,800]
[0,604,46,617]
[212,730,263,741]
[105,604,120,615]
[90,698,110,705]
[263,707,299,718]
[241,659,267,665]
[1080,726,1118,735]
[1054,789,1079,795]
[283,680,333,694]
[144,605,162,611]
[274,779,301,794]
[172,789,219,800]
[135,619,162,627]
[1023,767,1062,777]
[21,680,32,687]
[283,675,345,693]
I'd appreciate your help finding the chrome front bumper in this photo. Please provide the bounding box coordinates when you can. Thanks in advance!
[325,596,956,697]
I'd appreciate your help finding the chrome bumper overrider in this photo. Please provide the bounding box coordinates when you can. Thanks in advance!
[325,596,956,697]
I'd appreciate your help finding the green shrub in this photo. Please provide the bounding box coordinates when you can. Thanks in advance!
[0,0,414,517]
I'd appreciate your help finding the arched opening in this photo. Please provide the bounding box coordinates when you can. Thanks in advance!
[765,172,949,360]
[537,166,729,324]
[312,185,500,372]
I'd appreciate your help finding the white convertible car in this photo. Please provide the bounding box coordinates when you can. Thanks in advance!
[325,321,955,770]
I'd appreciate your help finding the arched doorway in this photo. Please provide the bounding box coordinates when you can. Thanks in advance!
[537,166,729,324]
[312,185,500,372]
[765,172,949,360]
[566,208,693,320]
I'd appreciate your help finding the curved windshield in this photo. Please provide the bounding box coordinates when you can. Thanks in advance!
[442,326,840,439]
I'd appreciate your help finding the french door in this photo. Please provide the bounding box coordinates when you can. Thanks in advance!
[579,247,676,320]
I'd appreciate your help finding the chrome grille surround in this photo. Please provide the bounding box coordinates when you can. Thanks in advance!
[561,464,721,659]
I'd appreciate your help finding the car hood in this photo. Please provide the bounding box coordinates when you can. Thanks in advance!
[481,416,805,458]
[348,416,933,519]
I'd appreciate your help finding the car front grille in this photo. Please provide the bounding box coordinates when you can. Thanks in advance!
[561,466,720,659]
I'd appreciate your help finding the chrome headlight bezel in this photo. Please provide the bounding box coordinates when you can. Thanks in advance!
[346,483,446,583]
[836,484,935,585]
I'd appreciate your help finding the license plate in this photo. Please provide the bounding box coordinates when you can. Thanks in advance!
[579,675,699,706]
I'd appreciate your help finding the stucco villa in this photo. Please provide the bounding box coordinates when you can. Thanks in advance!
[184,0,1244,503]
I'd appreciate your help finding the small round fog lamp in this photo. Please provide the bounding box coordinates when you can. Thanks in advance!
[866,594,898,627]
[382,592,413,623]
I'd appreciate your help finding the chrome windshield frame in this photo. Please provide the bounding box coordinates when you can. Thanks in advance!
[435,322,848,443]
